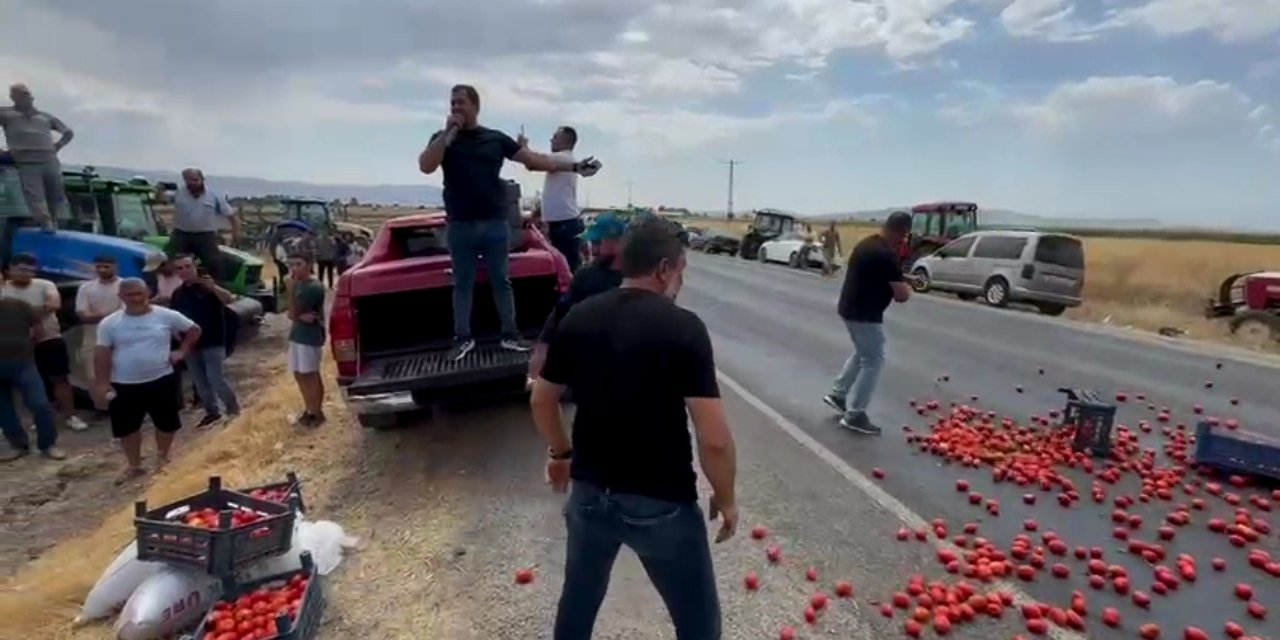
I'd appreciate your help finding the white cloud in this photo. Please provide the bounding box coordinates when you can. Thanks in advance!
[999,0,1102,41]
[1103,0,1280,44]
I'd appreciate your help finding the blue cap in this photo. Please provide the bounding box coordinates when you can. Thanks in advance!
[581,211,628,242]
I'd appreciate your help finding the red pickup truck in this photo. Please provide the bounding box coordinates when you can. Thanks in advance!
[329,211,571,428]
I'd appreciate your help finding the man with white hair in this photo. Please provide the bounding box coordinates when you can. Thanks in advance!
[0,83,74,231]
[153,168,239,279]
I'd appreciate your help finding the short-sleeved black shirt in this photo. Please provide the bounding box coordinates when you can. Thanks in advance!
[541,288,719,503]
[537,255,623,344]
[431,126,521,222]
[837,235,904,323]
[169,283,227,349]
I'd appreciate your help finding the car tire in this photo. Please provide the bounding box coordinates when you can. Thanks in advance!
[983,277,1010,308]
[1037,303,1067,317]
[357,412,400,430]
[758,247,769,263]
[788,252,801,268]
[911,267,930,292]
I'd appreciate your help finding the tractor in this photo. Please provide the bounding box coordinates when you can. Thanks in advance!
[739,209,797,260]
[903,201,979,264]
[1205,271,1280,346]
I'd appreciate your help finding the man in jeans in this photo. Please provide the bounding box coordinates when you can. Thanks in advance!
[530,216,738,639]
[417,84,600,361]
[0,293,65,461]
[823,211,916,434]
[169,255,240,427]
[528,125,603,273]
[0,83,73,231]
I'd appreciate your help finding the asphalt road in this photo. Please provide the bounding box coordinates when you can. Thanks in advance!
[682,252,1280,640]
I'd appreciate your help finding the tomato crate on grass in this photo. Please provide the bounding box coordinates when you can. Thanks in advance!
[1057,388,1117,458]
[238,471,307,514]
[135,476,299,575]
[197,551,326,640]
[1193,422,1280,482]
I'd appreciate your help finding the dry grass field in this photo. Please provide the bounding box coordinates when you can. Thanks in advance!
[686,218,1280,350]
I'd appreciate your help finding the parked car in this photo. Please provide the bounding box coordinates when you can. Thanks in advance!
[757,232,839,270]
[700,233,741,255]
[329,207,572,429]
[686,227,710,250]
[908,230,1084,315]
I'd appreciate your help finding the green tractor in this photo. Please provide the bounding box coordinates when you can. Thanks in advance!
[61,167,277,312]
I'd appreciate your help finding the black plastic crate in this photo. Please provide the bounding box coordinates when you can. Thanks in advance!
[1193,422,1280,481]
[195,551,326,640]
[238,471,307,514]
[1058,388,1116,458]
[135,476,299,576]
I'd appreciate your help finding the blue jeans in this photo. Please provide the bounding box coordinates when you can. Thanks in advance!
[185,347,240,415]
[831,320,887,419]
[447,219,518,339]
[555,481,721,640]
[0,359,58,451]
[548,218,585,274]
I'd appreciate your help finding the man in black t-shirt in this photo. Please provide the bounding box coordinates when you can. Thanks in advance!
[417,84,600,362]
[527,212,627,386]
[823,211,917,434]
[531,216,738,640]
[169,255,241,427]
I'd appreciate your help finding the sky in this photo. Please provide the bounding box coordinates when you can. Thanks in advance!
[2,0,1279,228]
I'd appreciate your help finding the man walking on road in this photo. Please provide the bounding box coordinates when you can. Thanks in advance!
[2,254,88,432]
[0,83,74,231]
[169,255,240,428]
[0,284,65,461]
[155,169,239,278]
[417,84,601,362]
[530,215,737,640]
[819,221,842,277]
[823,211,916,434]
[531,125,602,273]
[527,212,627,385]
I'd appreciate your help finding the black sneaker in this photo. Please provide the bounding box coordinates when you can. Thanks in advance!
[195,414,223,429]
[449,338,476,362]
[822,393,847,413]
[500,337,531,352]
[839,413,882,435]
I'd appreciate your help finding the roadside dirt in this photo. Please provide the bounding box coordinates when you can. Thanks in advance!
[0,316,290,578]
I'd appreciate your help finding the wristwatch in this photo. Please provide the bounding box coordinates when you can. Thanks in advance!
[548,447,573,461]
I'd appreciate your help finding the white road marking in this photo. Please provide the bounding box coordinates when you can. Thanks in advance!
[717,369,1088,640]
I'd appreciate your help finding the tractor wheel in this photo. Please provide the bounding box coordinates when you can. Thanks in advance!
[1228,311,1280,347]
[910,267,930,292]
[983,277,1010,308]
[788,252,801,268]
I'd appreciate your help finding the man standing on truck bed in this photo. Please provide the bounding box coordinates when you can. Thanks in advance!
[530,215,737,640]
[417,84,601,362]
[0,83,73,231]
[154,169,240,278]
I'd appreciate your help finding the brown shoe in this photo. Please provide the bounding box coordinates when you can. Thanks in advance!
[41,447,68,461]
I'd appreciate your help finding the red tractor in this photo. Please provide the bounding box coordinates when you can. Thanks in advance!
[900,201,979,265]
[1206,272,1280,345]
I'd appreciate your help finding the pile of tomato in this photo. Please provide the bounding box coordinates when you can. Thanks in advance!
[245,487,294,504]
[176,506,267,530]
[201,572,309,640]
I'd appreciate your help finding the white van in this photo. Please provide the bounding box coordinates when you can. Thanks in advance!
[909,230,1085,315]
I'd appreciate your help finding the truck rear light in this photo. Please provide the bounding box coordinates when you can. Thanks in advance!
[329,292,359,378]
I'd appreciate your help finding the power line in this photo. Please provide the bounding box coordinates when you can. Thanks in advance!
[720,159,741,218]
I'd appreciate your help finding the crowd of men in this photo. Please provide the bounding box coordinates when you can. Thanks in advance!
[3,79,921,637]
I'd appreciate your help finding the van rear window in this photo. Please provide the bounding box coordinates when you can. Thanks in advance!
[392,225,449,258]
[1034,236,1084,269]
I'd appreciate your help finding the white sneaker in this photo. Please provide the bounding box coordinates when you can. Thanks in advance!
[66,416,90,432]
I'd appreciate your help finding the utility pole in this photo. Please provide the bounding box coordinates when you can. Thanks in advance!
[626,181,634,208]
[720,159,740,219]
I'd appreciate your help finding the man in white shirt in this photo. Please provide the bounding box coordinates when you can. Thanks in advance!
[2,254,88,432]
[529,126,602,273]
[75,256,123,392]
[95,278,201,481]
[151,257,183,306]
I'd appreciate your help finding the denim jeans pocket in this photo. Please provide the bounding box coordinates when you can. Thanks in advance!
[612,494,685,527]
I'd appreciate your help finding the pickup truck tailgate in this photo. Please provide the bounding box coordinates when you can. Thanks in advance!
[347,344,529,396]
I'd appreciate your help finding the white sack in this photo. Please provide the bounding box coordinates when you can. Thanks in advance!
[113,566,221,640]
[75,542,166,624]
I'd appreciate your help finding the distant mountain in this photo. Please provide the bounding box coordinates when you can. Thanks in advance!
[66,164,442,206]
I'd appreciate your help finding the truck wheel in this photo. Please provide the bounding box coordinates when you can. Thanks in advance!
[1228,311,1280,346]
[788,252,801,268]
[983,277,1010,308]
[357,413,399,430]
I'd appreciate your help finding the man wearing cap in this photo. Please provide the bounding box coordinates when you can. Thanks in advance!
[822,212,919,435]
[528,212,627,385]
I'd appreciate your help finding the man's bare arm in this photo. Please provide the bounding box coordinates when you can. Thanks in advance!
[175,326,202,357]
[687,397,737,505]
[891,281,912,302]
[93,346,112,391]
[51,116,74,151]
[530,378,572,454]
[512,148,579,174]
[418,131,454,175]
